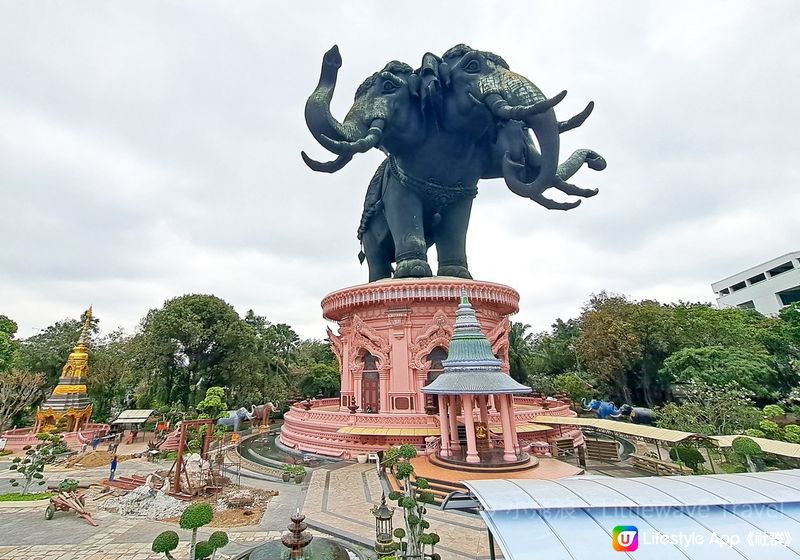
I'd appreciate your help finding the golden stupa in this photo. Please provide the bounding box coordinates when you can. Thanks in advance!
[35,308,93,432]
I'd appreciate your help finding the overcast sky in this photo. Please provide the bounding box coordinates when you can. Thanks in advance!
[2,1,799,340]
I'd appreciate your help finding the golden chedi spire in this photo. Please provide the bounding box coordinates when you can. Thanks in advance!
[36,307,94,432]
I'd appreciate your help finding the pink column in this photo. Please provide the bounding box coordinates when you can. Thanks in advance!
[379,372,390,413]
[462,394,480,463]
[497,395,517,462]
[448,395,460,450]
[478,396,491,448]
[354,372,363,410]
[438,398,451,457]
[506,395,520,454]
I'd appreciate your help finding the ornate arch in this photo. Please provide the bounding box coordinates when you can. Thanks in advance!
[347,315,391,373]
[409,310,454,370]
[486,318,511,372]
[326,327,343,371]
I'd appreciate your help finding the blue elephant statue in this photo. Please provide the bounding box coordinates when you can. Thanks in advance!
[216,407,254,432]
[581,398,621,419]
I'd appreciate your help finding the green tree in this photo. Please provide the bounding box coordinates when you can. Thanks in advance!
[134,295,250,406]
[660,346,777,401]
[196,387,229,420]
[529,319,580,378]
[88,329,136,421]
[0,315,19,372]
[577,293,641,404]
[9,439,59,494]
[554,372,592,404]
[297,362,340,398]
[0,369,46,432]
[655,381,760,435]
[508,322,535,384]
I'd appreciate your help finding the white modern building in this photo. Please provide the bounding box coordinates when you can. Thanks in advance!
[712,251,800,314]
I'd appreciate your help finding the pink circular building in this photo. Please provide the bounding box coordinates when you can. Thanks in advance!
[279,278,582,460]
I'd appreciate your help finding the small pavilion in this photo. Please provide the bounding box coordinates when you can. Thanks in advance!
[422,291,531,464]
[35,308,94,433]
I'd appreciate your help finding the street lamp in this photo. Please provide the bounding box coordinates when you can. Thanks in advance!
[371,493,395,556]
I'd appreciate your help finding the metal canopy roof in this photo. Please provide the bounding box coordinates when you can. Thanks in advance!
[533,415,705,444]
[111,409,155,424]
[465,471,800,560]
[534,416,800,458]
[715,434,800,459]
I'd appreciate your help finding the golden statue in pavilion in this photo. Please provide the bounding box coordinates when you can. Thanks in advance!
[34,308,93,432]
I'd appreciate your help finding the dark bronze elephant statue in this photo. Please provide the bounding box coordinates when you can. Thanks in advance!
[302,44,606,282]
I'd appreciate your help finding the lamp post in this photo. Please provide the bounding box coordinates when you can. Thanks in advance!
[371,493,395,556]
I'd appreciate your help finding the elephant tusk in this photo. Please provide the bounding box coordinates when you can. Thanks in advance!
[485,91,567,120]
[301,151,353,173]
[502,153,582,211]
[554,177,599,198]
[318,119,384,155]
[558,101,594,133]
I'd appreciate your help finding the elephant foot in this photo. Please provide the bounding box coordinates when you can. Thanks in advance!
[437,265,472,279]
[394,258,432,278]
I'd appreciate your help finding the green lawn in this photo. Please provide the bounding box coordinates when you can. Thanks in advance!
[0,491,54,502]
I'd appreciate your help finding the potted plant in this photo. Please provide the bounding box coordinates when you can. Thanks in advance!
[293,466,306,484]
[282,464,293,482]
[356,453,368,464]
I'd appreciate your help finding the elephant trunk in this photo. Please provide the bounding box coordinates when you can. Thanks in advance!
[304,45,365,145]
[480,75,570,210]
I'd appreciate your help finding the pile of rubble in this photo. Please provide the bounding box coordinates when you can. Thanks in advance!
[107,484,188,520]
[216,488,278,511]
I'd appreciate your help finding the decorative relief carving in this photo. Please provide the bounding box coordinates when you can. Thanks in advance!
[409,309,453,370]
[347,314,391,373]
[486,318,511,371]
[326,327,343,370]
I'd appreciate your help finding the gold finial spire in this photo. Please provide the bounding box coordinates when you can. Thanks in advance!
[76,306,93,347]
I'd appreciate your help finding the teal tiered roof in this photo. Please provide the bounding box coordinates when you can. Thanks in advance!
[421,290,532,396]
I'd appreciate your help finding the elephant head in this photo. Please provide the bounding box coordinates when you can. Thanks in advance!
[611,403,633,419]
[303,46,421,172]
[581,398,600,411]
[441,44,596,210]
[236,407,252,421]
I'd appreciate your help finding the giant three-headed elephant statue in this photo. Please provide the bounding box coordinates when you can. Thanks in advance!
[302,44,606,282]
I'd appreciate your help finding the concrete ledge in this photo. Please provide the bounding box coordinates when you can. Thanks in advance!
[0,498,51,508]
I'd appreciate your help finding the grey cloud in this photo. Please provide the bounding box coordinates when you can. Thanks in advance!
[2,0,799,339]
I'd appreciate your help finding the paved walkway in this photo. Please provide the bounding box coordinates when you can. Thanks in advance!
[301,463,497,560]
[0,455,505,559]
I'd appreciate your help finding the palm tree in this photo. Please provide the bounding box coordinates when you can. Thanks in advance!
[508,322,534,384]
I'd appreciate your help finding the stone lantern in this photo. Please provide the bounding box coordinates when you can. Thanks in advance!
[371,493,395,556]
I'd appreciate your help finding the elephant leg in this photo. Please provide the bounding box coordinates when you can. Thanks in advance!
[434,197,473,279]
[361,212,394,282]
[382,178,432,278]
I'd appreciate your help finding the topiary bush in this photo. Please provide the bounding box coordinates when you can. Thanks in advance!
[759,419,782,440]
[180,503,214,560]
[763,404,784,418]
[194,541,213,560]
[668,446,706,472]
[152,530,179,559]
[208,531,229,560]
[784,425,800,444]
[732,436,763,472]
[58,478,79,493]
